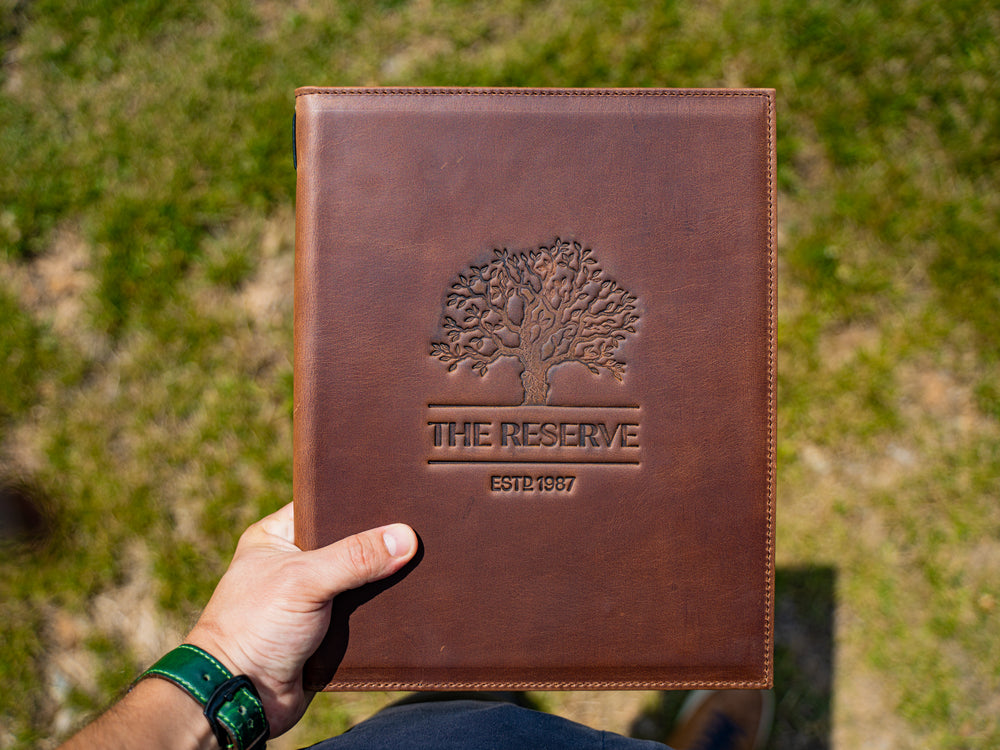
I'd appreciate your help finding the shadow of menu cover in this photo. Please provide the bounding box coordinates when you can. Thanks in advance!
[293,88,776,691]
[630,567,834,748]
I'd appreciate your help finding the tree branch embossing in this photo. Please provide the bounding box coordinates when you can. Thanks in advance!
[431,239,639,405]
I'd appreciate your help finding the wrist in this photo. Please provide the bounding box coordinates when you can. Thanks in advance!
[137,644,269,749]
[130,678,219,750]
[59,678,217,750]
[185,626,246,680]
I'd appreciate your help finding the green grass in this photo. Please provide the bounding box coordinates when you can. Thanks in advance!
[0,288,59,423]
[2,0,999,747]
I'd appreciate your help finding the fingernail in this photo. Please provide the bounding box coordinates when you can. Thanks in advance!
[382,525,414,558]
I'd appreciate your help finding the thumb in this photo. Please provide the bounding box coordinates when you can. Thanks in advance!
[305,524,418,599]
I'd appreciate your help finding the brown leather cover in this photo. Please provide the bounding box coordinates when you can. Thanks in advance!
[293,87,775,691]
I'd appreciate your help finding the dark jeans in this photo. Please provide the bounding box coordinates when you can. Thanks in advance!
[305,694,671,750]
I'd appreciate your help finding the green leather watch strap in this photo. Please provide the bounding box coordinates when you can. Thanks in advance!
[140,644,269,749]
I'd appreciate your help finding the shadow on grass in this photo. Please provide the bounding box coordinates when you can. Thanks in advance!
[0,474,55,550]
[631,566,836,749]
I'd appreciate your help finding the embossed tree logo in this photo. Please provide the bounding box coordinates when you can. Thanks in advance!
[431,239,639,405]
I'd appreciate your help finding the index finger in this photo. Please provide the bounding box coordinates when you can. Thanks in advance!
[244,502,296,546]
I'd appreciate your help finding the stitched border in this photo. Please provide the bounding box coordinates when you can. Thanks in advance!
[764,89,776,689]
[144,666,205,696]
[296,86,772,99]
[145,645,229,696]
[177,643,231,679]
[319,678,773,690]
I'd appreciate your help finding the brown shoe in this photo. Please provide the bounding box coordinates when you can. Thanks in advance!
[666,690,774,750]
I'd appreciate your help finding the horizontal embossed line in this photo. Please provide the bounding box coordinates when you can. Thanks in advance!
[426,404,640,409]
[426,459,641,465]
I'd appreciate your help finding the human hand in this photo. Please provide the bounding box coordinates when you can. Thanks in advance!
[185,502,417,738]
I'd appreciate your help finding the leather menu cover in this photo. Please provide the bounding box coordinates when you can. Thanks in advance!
[293,88,775,691]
